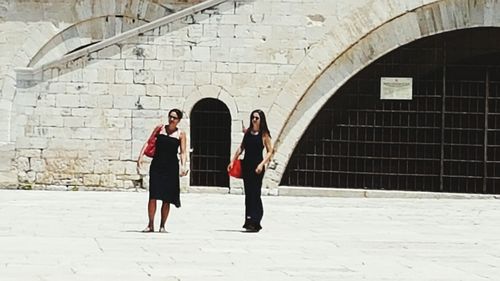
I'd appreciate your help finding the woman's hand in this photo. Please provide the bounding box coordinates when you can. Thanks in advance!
[255,163,264,174]
[180,167,189,177]
[137,157,144,173]
[227,162,233,173]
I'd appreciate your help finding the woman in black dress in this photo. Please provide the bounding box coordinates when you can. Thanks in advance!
[137,109,188,233]
[228,109,273,232]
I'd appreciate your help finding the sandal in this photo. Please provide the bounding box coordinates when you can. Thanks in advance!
[141,226,154,233]
[159,227,167,233]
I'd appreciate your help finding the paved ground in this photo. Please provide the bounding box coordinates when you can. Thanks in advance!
[0,190,499,281]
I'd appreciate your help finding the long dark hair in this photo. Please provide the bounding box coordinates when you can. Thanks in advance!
[247,109,271,138]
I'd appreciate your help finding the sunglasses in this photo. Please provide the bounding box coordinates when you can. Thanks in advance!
[169,115,179,120]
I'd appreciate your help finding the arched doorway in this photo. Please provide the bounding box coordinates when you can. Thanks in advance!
[282,28,500,194]
[190,98,231,187]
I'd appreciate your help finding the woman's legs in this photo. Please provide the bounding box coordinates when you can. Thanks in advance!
[255,185,263,224]
[144,199,157,232]
[243,176,264,231]
[243,179,252,228]
[252,182,263,231]
[160,201,170,230]
[144,199,170,232]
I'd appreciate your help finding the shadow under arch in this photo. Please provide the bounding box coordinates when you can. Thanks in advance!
[266,0,500,187]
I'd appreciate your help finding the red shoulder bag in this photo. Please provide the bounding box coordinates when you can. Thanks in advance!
[228,159,242,178]
[144,125,162,158]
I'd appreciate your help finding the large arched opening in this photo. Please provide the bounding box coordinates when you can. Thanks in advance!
[282,28,500,194]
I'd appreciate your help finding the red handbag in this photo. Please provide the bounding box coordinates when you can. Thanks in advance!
[229,159,242,178]
[144,125,162,158]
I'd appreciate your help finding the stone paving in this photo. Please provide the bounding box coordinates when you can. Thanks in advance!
[0,189,499,281]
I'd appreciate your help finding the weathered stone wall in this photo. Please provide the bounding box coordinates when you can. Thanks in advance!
[0,0,202,82]
[2,0,498,191]
[0,0,203,141]
[0,0,205,186]
[9,0,345,190]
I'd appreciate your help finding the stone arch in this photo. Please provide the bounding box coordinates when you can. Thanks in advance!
[183,86,240,134]
[182,86,244,183]
[71,0,178,22]
[27,0,192,67]
[190,98,232,187]
[265,0,500,188]
[28,15,147,67]
[183,88,241,188]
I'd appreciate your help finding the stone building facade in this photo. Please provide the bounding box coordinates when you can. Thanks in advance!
[1,0,500,194]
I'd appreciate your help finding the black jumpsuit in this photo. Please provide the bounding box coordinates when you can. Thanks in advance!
[149,129,181,208]
[242,131,264,230]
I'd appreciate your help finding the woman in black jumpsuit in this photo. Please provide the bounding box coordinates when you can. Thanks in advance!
[228,110,273,232]
[137,109,188,233]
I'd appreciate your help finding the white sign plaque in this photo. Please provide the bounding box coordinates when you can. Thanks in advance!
[380,77,413,100]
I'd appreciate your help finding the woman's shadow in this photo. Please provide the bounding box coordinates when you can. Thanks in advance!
[122,229,255,233]
[216,229,259,233]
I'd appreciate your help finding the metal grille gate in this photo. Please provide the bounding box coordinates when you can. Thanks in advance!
[282,28,500,194]
[190,98,231,187]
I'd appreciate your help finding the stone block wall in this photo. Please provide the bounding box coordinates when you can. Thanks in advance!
[0,0,207,145]
[10,0,341,190]
[3,0,495,191]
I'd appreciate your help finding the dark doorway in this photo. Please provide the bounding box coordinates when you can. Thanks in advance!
[190,98,231,187]
[282,28,500,194]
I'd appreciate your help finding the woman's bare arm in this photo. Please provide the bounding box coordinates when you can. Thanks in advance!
[256,133,273,174]
[137,125,162,170]
[179,130,188,176]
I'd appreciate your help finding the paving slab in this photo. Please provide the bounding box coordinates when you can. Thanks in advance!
[0,190,499,281]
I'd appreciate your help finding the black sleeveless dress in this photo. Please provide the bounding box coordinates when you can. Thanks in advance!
[149,128,181,207]
[242,131,264,230]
